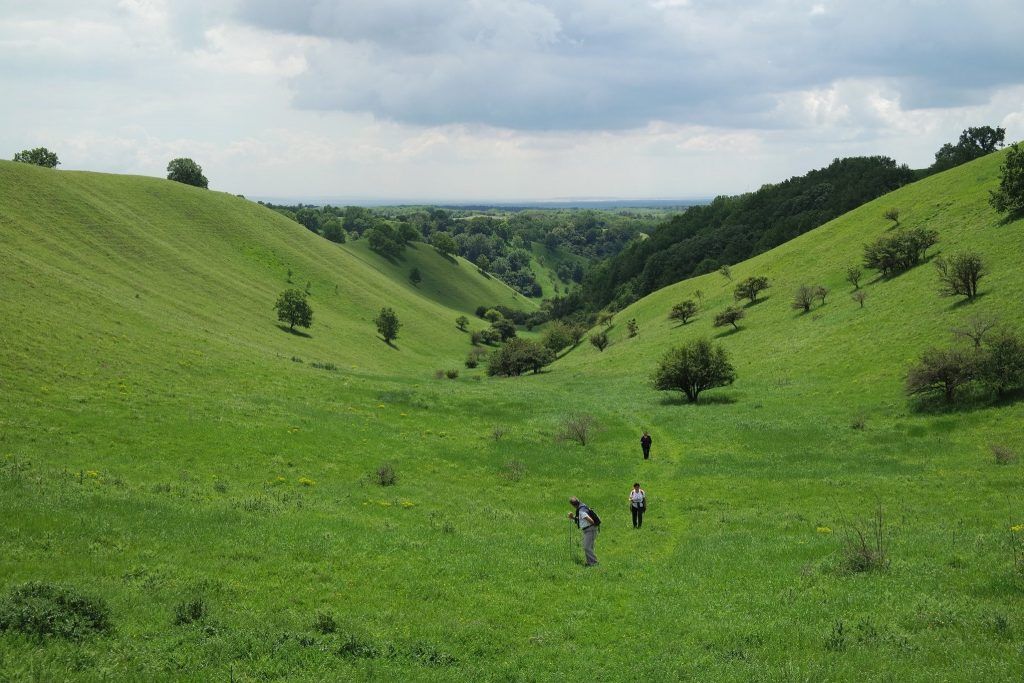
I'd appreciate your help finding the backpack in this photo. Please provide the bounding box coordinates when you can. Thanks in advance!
[582,505,601,527]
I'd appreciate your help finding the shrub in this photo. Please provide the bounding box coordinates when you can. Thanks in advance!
[0,582,112,640]
[409,267,422,285]
[852,290,867,308]
[863,227,938,276]
[486,338,555,376]
[627,319,638,338]
[310,361,337,371]
[275,289,313,331]
[792,285,815,313]
[850,414,867,430]
[590,331,609,352]
[719,264,732,281]
[568,323,587,346]
[12,147,59,168]
[314,611,338,634]
[433,369,446,380]
[733,275,770,304]
[652,338,736,403]
[375,464,397,486]
[374,307,401,343]
[469,330,484,346]
[491,426,506,441]
[491,318,517,341]
[557,414,599,446]
[989,142,1024,215]
[813,285,829,306]
[474,305,488,318]
[465,348,487,368]
[445,368,459,380]
[950,314,998,350]
[935,251,986,299]
[840,506,889,573]
[883,208,899,225]
[992,444,1018,465]
[669,300,698,324]
[906,347,976,402]
[976,331,1024,397]
[455,315,469,331]
[713,306,745,330]
[173,597,208,625]
[846,265,863,290]
[541,321,574,352]
[484,308,502,322]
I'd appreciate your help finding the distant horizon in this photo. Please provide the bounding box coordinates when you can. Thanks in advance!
[251,195,713,209]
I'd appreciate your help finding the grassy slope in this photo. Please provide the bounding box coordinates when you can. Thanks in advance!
[1,154,1023,681]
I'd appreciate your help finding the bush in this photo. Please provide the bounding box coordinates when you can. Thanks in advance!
[12,147,59,168]
[590,331,609,352]
[852,290,867,308]
[375,464,397,487]
[813,285,829,306]
[840,506,889,573]
[951,314,998,350]
[409,267,422,285]
[669,300,698,324]
[906,347,976,403]
[653,338,736,403]
[490,317,517,341]
[713,306,745,330]
[557,414,599,446]
[626,318,638,337]
[541,321,574,352]
[465,348,486,368]
[989,142,1024,215]
[733,275,770,304]
[445,368,459,380]
[0,582,112,639]
[846,265,863,290]
[486,338,555,377]
[992,444,1018,465]
[883,208,899,225]
[314,611,338,634]
[469,330,484,346]
[863,227,938,276]
[275,289,313,331]
[792,285,815,312]
[935,251,986,299]
[976,331,1024,397]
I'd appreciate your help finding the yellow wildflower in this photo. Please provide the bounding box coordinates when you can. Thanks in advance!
[401,500,415,508]
[85,470,99,478]
[1011,524,1024,533]
[816,526,832,534]
[298,477,315,487]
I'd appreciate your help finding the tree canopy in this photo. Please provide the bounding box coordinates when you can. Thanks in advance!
[12,147,59,168]
[653,338,736,403]
[989,142,1024,215]
[929,126,1005,174]
[274,289,312,331]
[166,158,209,189]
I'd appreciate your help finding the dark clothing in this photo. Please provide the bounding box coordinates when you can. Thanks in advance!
[631,505,645,528]
[640,434,652,459]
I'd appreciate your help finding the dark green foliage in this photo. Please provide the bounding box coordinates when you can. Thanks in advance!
[863,227,939,276]
[431,231,458,257]
[577,156,915,311]
[733,276,770,304]
[274,289,313,330]
[626,318,638,338]
[883,208,900,226]
[653,338,736,403]
[590,331,609,352]
[935,252,986,299]
[486,338,555,377]
[375,307,401,343]
[465,348,487,368]
[0,582,111,640]
[12,147,59,168]
[367,224,404,258]
[541,321,574,352]
[669,300,698,324]
[409,267,422,285]
[314,611,338,634]
[930,126,1005,174]
[490,317,517,341]
[976,332,1024,397]
[469,330,484,346]
[173,598,207,625]
[713,306,745,330]
[321,218,346,243]
[455,315,469,331]
[166,158,208,188]
[989,142,1024,215]
[906,347,976,402]
[445,368,459,379]
[375,464,397,486]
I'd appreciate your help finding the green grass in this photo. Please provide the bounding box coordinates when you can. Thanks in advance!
[1,155,1023,681]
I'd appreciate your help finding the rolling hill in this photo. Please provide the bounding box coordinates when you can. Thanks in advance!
[1,153,1022,681]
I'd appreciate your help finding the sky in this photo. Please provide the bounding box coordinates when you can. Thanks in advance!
[2,0,1023,202]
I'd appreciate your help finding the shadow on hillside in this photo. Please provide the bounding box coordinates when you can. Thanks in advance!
[671,320,697,329]
[909,386,1022,415]
[276,324,311,338]
[714,326,743,338]
[379,337,399,350]
[658,393,738,406]
[742,296,770,309]
[949,292,989,310]
[997,210,1024,226]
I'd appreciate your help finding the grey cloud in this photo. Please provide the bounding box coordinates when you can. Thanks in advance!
[231,0,1024,130]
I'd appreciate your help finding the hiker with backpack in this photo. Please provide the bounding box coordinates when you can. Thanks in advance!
[628,482,647,529]
[640,430,652,459]
[568,497,600,566]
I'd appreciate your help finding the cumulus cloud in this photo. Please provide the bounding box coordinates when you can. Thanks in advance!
[231,0,1024,131]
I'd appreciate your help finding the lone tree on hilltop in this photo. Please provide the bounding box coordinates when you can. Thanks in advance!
[670,300,698,324]
[375,307,401,344]
[935,251,985,300]
[274,289,313,331]
[713,306,745,330]
[931,126,1005,174]
[590,331,609,352]
[989,142,1024,215]
[653,338,736,403]
[166,157,208,188]
[733,276,770,304]
[13,147,59,168]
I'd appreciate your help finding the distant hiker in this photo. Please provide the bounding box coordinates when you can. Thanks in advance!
[640,431,652,460]
[568,497,599,566]
[628,483,647,529]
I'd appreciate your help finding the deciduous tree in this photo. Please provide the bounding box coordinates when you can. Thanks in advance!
[653,338,736,403]
[274,289,313,331]
[166,157,208,188]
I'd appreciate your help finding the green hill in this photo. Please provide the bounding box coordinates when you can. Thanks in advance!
[1,154,1023,681]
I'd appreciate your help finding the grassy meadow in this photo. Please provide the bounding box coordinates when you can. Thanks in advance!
[1,154,1022,681]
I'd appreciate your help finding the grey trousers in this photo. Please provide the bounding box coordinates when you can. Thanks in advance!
[582,526,598,565]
